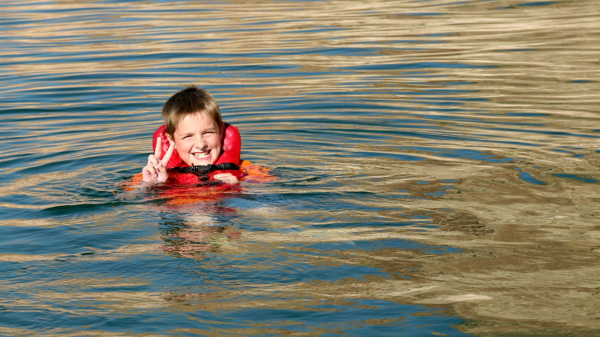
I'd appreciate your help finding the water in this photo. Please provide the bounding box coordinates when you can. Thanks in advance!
[1,0,600,335]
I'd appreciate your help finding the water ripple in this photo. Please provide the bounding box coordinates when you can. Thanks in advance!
[1,0,600,335]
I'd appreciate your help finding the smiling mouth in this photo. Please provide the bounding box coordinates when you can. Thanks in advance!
[192,151,210,159]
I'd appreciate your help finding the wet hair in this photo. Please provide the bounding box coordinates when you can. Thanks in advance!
[162,86,224,136]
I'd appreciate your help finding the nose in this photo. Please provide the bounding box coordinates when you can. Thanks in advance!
[195,135,207,148]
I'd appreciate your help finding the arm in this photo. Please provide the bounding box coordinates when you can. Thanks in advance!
[213,172,239,183]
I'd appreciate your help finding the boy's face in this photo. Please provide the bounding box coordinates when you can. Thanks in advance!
[167,112,222,166]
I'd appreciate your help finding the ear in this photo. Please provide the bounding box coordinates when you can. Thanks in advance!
[166,133,175,148]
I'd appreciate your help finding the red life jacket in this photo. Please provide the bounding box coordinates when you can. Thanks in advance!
[120,123,275,205]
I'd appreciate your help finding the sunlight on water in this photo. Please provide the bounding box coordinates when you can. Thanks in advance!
[1,0,600,335]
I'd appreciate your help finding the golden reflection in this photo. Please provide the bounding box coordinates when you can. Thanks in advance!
[160,217,243,259]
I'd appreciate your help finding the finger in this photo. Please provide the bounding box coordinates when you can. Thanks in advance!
[142,167,153,182]
[154,164,168,183]
[148,154,159,166]
[154,137,162,159]
[143,165,157,179]
[160,140,175,167]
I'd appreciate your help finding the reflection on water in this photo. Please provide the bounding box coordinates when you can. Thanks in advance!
[1,0,600,335]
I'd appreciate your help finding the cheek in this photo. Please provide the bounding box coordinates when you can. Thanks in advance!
[208,136,222,150]
[174,139,192,154]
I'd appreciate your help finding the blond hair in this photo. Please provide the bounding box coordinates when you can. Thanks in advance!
[162,86,224,136]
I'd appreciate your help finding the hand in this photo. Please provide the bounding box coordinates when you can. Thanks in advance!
[142,137,175,184]
[213,173,238,184]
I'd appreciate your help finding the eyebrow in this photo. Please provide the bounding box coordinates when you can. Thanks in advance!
[178,128,216,137]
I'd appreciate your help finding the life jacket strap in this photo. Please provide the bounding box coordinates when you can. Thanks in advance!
[168,163,240,174]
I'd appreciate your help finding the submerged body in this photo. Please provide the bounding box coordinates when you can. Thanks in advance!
[125,160,275,205]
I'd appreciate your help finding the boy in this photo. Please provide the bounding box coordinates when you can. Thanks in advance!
[142,86,239,184]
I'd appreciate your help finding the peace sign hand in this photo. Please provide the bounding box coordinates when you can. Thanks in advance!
[142,137,175,184]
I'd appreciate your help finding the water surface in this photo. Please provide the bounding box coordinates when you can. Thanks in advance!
[1,0,600,335]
